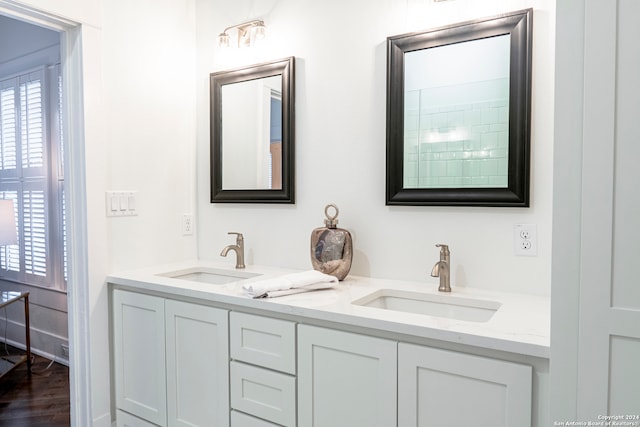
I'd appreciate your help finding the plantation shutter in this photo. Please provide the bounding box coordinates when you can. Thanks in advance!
[0,84,17,171]
[23,183,47,277]
[0,66,65,289]
[21,72,47,281]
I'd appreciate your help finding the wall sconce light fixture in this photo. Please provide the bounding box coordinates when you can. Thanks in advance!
[218,20,266,48]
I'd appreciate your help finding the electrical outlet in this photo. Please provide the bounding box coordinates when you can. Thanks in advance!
[514,224,537,256]
[182,214,193,235]
[61,344,69,358]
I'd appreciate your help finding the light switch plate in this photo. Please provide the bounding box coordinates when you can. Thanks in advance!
[106,191,138,217]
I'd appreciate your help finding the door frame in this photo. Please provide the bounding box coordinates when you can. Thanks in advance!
[0,3,92,425]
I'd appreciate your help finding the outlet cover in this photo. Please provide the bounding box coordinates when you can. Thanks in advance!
[182,214,193,235]
[514,223,537,256]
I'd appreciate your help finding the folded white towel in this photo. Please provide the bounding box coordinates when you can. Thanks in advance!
[243,270,338,298]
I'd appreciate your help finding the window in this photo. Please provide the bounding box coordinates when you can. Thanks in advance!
[0,65,66,291]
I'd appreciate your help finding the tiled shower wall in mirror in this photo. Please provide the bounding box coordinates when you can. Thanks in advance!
[404,78,509,189]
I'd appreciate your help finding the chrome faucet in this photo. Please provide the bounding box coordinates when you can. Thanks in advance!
[430,244,451,292]
[220,232,245,269]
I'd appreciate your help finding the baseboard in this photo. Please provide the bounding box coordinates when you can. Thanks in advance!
[0,317,69,366]
[1,337,69,366]
[92,411,112,427]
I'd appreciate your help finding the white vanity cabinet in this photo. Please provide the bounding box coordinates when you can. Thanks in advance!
[398,342,533,427]
[110,282,545,427]
[113,290,229,427]
[297,324,398,427]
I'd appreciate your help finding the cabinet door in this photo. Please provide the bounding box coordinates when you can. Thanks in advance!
[398,343,532,427]
[113,290,167,426]
[298,324,397,427]
[165,300,229,427]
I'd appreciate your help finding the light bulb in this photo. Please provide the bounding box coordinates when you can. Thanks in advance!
[217,32,230,48]
[253,22,266,41]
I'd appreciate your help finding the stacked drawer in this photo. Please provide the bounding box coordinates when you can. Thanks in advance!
[229,312,297,427]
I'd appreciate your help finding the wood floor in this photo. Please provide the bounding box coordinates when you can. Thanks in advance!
[0,348,70,427]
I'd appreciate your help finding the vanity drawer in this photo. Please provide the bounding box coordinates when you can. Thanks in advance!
[230,361,296,427]
[231,410,281,427]
[230,311,296,374]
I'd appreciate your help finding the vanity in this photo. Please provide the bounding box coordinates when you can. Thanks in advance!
[108,261,549,427]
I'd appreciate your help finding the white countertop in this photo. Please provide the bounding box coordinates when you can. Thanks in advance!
[107,260,550,359]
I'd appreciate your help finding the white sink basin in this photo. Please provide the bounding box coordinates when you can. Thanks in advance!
[351,289,501,322]
[157,267,262,285]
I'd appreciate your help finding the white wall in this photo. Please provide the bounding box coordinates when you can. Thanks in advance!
[3,0,199,425]
[197,0,555,296]
[102,0,198,271]
[0,15,58,64]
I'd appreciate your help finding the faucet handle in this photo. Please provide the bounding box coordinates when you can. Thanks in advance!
[435,243,449,253]
[228,232,244,244]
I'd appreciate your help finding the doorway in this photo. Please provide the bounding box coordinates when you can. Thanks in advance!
[0,14,67,365]
[0,5,91,426]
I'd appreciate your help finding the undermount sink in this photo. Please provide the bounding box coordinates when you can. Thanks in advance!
[351,289,501,322]
[157,267,262,285]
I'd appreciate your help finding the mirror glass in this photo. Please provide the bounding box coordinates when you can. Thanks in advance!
[221,75,282,190]
[211,57,295,203]
[387,9,532,206]
[404,35,510,189]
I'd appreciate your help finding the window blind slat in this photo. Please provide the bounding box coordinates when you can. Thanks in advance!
[0,87,17,170]
[23,188,47,277]
[20,80,44,169]
[62,186,67,281]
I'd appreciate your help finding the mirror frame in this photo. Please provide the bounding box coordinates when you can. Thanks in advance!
[386,9,532,207]
[210,56,295,203]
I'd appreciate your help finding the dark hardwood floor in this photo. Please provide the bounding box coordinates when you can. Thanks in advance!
[0,348,70,427]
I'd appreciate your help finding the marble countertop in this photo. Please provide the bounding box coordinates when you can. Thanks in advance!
[107,260,550,359]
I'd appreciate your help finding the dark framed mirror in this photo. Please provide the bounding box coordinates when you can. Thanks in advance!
[386,9,532,207]
[210,57,295,203]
